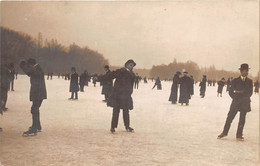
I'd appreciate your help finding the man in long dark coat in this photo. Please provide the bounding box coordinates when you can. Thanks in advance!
[101,65,113,102]
[226,77,231,92]
[199,75,207,98]
[79,70,87,92]
[169,71,181,104]
[217,78,225,97]
[99,59,136,133]
[20,58,47,136]
[178,72,192,106]
[68,67,79,100]
[218,64,253,141]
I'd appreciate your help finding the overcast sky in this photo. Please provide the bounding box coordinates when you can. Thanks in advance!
[1,1,259,75]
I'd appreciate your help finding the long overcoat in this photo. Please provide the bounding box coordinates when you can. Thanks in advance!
[199,77,207,96]
[70,72,79,92]
[99,68,135,110]
[101,70,113,95]
[26,64,47,101]
[217,81,225,93]
[229,77,253,112]
[169,74,180,102]
[178,75,191,103]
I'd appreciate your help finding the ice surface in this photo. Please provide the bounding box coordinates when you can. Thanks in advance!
[0,75,259,166]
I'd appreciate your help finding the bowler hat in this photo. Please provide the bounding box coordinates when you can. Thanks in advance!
[239,63,250,70]
[183,71,188,74]
[176,71,181,75]
[125,59,136,67]
[104,65,109,69]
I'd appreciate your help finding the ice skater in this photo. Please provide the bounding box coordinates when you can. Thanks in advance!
[144,77,148,83]
[134,73,140,89]
[199,75,207,98]
[178,72,192,106]
[1,64,10,111]
[217,78,225,97]
[9,63,15,91]
[101,65,113,102]
[226,77,231,92]
[152,77,162,90]
[15,71,18,79]
[98,59,136,133]
[68,67,79,100]
[217,64,253,141]
[92,74,98,87]
[79,70,87,92]
[20,58,47,136]
[169,71,181,104]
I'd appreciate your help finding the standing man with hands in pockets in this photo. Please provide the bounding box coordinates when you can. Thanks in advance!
[218,64,253,141]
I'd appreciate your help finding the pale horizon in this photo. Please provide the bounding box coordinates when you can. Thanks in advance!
[1,1,259,75]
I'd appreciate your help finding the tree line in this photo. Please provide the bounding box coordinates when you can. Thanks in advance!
[1,27,258,81]
[1,27,109,75]
[150,59,257,82]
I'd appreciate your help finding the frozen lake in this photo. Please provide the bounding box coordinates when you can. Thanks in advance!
[0,75,259,166]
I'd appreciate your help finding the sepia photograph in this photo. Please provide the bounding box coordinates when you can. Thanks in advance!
[0,1,259,166]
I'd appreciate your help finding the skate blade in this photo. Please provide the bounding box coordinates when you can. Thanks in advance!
[22,133,37,137]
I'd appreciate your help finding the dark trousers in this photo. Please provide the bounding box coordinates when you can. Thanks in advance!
[10,79,14,91]
[222,106,247,137]
[71,92,78,99]
[80,84,84,92]
[31,100,43,131]
[1,87,8,108]
[111,108,130,129]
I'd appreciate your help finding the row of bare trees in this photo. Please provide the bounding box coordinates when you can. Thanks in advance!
[1,27,109,74]
[1,27,258,81]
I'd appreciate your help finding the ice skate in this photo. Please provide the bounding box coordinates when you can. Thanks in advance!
[29,126,41,132]
[22,128,37,137]
[126,127,134,132]
[217,133,227,139]
[236,136,244,141]
[2,107,8,111]
[110,128,115,133]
